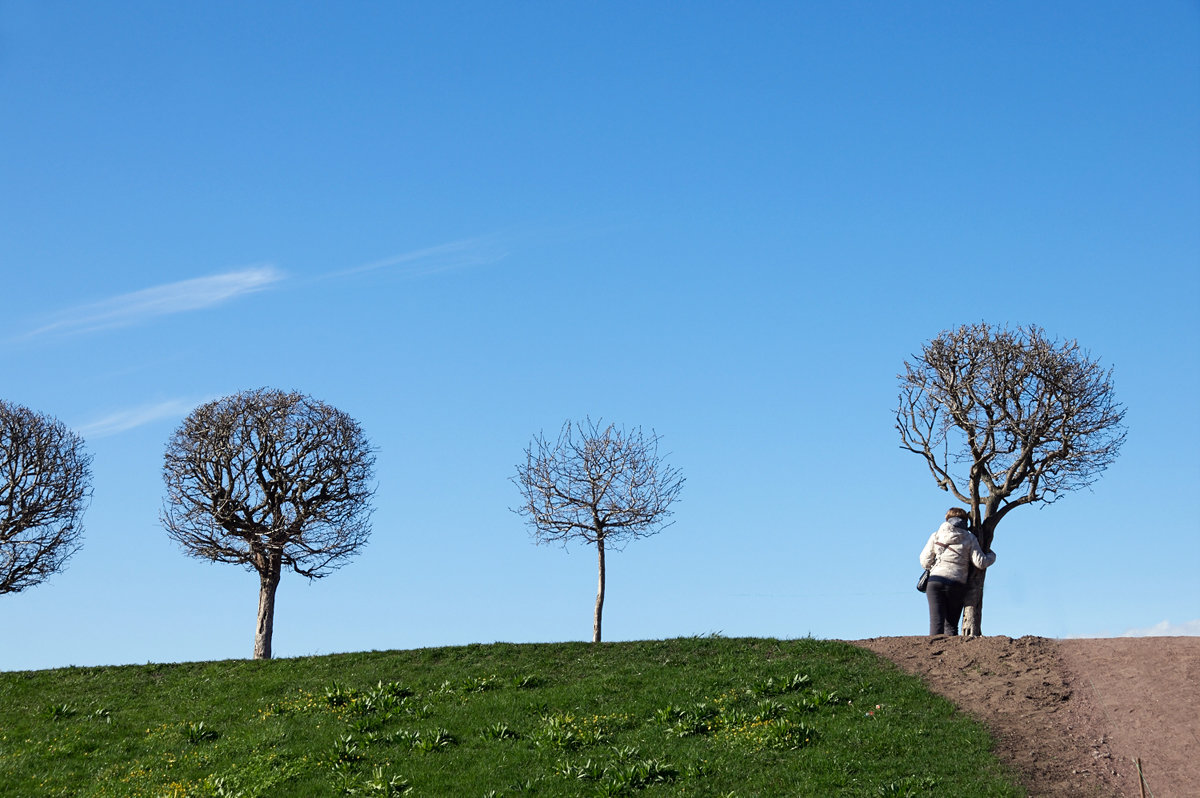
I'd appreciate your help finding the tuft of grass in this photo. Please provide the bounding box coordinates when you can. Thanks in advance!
[0,638,1024,797]
[183,721,219,744]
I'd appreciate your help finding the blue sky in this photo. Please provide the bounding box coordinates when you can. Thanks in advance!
[2,1,1197,671]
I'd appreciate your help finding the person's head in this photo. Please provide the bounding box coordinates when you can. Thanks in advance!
[945,507,969,522]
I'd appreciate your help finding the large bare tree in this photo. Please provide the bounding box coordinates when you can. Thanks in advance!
[162,388,375,659]
[898,323,1126,635]
[1,401,92,596]
[513,418,684,643]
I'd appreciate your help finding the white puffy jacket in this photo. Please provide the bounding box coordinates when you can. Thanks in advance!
[919,518,995,584]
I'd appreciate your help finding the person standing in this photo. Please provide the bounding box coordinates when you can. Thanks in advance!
[919,507,996,635]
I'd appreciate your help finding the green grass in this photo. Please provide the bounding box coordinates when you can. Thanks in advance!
[0,637,1023,797]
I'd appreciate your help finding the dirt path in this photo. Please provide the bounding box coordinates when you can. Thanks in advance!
[851,635,1200,798]
[1057,637,1200,798]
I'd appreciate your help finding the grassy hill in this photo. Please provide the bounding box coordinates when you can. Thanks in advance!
[0,637,1022,797]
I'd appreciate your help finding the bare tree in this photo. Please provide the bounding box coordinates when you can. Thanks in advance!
[1,401,92,596]
[162,388,375,659]
[513,418,684,643]
[898,323,1126,635]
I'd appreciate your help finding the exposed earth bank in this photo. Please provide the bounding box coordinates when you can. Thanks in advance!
[850,635,1199,798]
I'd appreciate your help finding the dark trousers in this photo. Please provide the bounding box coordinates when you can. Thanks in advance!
[926,576,966,635]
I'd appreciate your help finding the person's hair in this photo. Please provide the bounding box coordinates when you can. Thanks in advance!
[945,507,969,521]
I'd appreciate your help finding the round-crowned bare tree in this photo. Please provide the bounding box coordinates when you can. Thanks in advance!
[0,400,92,596]
[898,324,1126,635]
[513,418,684,643]
[162,388,375,659]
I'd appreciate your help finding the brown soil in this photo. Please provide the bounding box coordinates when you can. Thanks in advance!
[851,636,1200,797]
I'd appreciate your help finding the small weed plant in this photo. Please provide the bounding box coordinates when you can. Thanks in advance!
[183,721,220,744]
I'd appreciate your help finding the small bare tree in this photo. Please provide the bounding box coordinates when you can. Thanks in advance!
[898,323,1126,635]
[1,401,92,596]
[513,418,684,643]
[162,388,375,659]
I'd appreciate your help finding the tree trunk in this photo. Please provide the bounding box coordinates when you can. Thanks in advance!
[961,567,986,636]
[254,557,282,659]
[961,516,995,637]
[593,537,605,643]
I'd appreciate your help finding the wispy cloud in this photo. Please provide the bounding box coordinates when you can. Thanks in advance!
[75,398,204,439]
[1119,619,1200,637]
[19,265,284,341]
[326,238,509,280]
[14,238,503,345]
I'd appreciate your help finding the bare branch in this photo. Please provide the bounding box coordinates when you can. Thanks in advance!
[514,418,684,547]
[898,324,1125,517]
[0,401,93,595]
